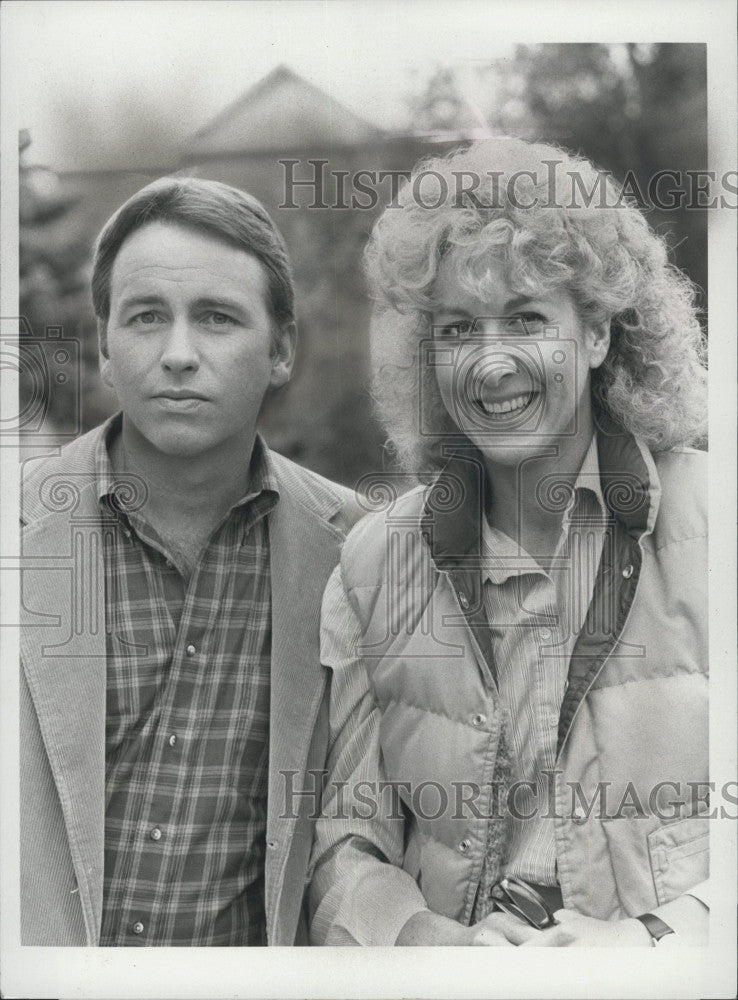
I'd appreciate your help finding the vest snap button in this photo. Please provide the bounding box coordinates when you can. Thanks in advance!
[458,838,471,853]
[458,591,470,610]
[622,564,634,579]
[472,713,486,728]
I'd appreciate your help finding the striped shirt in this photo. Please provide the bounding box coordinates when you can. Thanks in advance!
[481,435,607,885]
[96,417,277,946]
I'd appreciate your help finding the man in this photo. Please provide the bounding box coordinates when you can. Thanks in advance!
[309,137,709,947]
[20,177,362,946]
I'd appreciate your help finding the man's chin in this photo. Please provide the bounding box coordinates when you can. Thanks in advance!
[127,426,220,460]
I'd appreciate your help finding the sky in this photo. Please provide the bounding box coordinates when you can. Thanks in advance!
[3,0,733,173]
[6,0,518,170]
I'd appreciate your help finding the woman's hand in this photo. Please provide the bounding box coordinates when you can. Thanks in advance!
[397,909,514,945]
[472,909,653,947]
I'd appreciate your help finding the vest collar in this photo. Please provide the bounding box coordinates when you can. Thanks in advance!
[420,421,661,571]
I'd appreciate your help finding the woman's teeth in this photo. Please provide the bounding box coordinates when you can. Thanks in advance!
[478,394,532,415]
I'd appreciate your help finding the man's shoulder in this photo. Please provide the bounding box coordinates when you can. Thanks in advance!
[266,449,364,535]
[21,424,107,526]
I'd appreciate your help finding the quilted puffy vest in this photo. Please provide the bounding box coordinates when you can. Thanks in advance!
[339,436,708,923]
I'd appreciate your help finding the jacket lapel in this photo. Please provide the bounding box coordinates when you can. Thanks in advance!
[20,480,107,945]
[265,459,346,944]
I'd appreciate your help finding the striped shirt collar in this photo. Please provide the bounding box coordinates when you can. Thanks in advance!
[481,434,606,583]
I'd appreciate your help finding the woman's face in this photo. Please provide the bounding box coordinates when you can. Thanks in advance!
[429,255,610,471]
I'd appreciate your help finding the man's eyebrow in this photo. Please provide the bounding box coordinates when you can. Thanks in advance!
[193,296,254,317]
[116,294,165,311]
[114,294,260,321]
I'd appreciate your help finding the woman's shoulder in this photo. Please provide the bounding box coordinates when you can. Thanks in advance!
[340,483,426,582]
[651,446,707,546]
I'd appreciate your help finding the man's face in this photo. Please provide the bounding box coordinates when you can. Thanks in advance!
[430,256,609,469]
[100,221,295,459]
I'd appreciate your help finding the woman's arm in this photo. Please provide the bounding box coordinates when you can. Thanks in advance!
[308,565,429,945]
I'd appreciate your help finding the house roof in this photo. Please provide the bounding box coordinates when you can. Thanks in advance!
[189,64,385,156]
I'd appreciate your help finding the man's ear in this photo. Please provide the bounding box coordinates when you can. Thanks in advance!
[269,321,297,388]
[98,318,115,388]
[587,319,611,370]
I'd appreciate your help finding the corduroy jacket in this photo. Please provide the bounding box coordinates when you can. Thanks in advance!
[19,420,363,946]
[310,426,708,944]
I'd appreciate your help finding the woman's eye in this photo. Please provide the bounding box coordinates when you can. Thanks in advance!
[434,319,473,338]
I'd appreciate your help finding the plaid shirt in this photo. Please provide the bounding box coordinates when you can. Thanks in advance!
[96,417,277,946]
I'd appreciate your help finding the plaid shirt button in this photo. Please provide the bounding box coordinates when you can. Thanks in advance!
[132,921,144,935]
[150,827,162,841]
[168,734,177,747]
[185,644,196,657]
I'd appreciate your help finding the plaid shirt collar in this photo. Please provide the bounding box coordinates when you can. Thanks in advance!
[93,412,279,522]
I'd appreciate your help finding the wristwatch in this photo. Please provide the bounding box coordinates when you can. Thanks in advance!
[635,912,675,945]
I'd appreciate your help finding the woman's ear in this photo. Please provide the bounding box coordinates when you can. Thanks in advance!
[588,320,611,370]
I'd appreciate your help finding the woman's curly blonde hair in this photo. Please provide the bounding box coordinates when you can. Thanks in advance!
[365,137,707,474]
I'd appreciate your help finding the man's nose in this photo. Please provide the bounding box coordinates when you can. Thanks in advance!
[160,319,200,373]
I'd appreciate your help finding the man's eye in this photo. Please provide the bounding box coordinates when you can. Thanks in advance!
[204,312,236,327]
[131,310,160,326]
[434,320,473,338]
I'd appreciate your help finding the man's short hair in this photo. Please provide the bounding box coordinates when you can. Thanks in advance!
[92,176,295,353]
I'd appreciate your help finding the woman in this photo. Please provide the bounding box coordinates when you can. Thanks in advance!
[309,137,709,947]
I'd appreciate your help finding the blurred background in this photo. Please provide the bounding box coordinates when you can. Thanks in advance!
[14,2,707,486]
